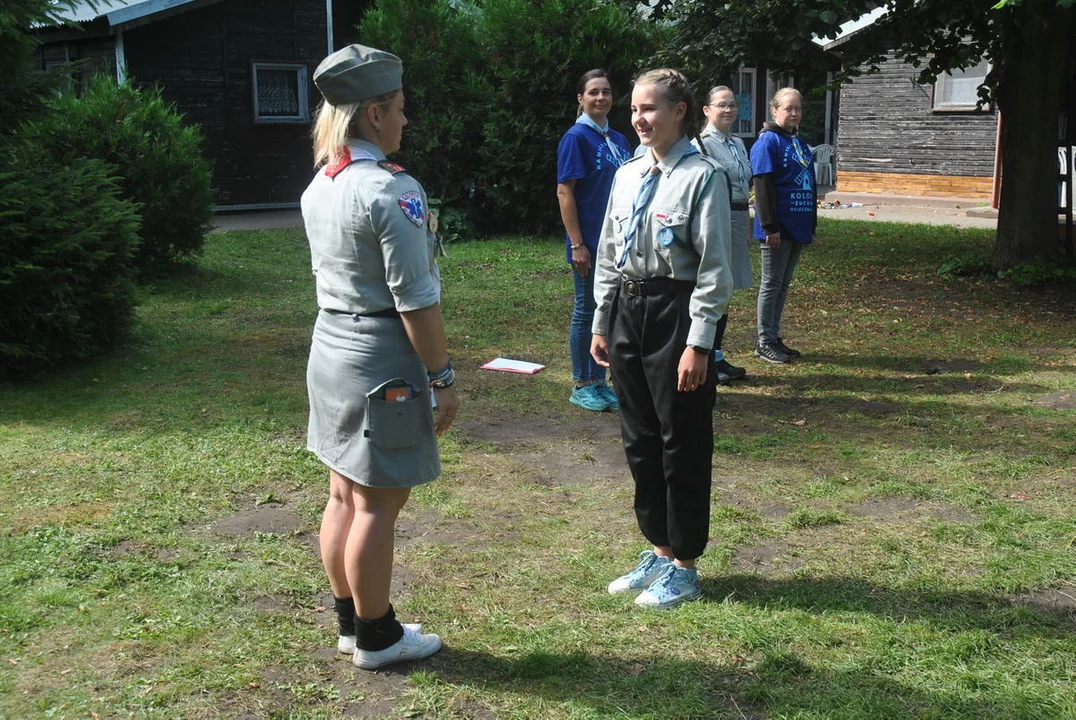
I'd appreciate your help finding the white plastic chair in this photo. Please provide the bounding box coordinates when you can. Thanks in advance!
[812,144,836,185]
[1060,146,1069,209]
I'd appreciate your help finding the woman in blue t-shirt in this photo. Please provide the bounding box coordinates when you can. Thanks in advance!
[556,69,632,412]
[750,87,816,365]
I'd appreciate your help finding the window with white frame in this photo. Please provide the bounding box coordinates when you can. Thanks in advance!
[728,67,755,137]
[252,62,309,124]
[933,59,990,111]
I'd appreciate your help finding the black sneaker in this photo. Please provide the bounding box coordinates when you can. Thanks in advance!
[775,337,801,358]
[715,358,747,384]
[755,341,793,364]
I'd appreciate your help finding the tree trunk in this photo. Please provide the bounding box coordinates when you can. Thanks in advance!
[993,0,1074,269]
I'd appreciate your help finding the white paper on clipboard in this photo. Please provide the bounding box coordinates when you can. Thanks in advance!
[481,357,546,374]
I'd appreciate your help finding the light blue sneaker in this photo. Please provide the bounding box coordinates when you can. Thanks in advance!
[594,382,619,412]
[608,550,673,594]
[634,564,702,609]
[570,384,609,412]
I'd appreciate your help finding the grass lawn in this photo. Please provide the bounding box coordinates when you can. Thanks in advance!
[1,218,1074,719]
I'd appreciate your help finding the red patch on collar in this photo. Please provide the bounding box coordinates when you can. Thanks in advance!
[324,147,353,178]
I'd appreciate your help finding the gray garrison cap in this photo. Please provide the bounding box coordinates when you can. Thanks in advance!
[313,44,403,106]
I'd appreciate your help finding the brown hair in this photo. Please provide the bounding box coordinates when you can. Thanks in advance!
[576,68,612,117]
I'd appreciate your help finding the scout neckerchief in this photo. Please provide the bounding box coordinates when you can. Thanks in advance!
[617,144,699,269]
[323,143,380,178]
[576,113,630,167]
[707,125,748,189]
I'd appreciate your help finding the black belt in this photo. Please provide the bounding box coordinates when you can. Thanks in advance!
[325,307,400,318]
[620,276,696,298]
[731,202,749,211]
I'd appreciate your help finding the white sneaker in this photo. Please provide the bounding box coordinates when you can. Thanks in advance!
[352,625,442,670]
[338,623,422,654]
[608,550,673,594]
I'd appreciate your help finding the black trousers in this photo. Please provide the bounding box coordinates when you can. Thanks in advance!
[608,280,716,561]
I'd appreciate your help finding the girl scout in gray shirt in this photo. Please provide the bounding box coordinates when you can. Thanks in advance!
[302,44,459,670]
[591,69,733,610]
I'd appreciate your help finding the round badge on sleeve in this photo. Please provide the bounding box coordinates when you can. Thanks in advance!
[658,226,675,246]
[397,191,425,227]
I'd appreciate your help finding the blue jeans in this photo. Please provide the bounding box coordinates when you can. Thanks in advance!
[570,264,606,384]
[757,240,806,343]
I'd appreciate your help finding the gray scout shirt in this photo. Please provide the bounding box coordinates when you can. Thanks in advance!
[697,126,752,205]
[301,139,440,315]
[592,136,734,351]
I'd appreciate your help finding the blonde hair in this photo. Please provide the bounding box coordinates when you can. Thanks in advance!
[311,89,400,167]
[634,68,705,151]
[770,87,802,111]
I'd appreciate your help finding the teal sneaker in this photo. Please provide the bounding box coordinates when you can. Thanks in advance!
[608,550,673,594]
[594,382,620,411]
[634,564,702,609]
[570,384,609,412]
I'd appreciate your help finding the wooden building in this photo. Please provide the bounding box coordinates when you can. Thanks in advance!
[40,0,370,209]
[819,11,998,200]
[833,51,997,200]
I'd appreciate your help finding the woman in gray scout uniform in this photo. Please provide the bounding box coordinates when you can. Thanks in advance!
[591,69,733,610]
[301,44,459,670]
[697,85,754,384]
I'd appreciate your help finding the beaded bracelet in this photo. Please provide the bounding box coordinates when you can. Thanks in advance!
[428,362,455,389]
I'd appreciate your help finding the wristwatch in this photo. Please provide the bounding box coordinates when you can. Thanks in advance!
[689,345,709,354]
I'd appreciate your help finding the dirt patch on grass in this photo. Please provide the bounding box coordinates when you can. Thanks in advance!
[109,538,179,561]
[458,411,621,444]
[1011,584,1076,623]
[1032,390,1076,409]
[210,503,303,536]
[511,441,626,486]
[847,497,977,524]
[7,500,111,534]
[395,507,473,548]
[836,399,902,417]
[730,542,805,575]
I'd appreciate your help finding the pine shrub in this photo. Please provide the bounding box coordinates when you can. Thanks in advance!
[23,76,214,272]
[0,149,141,380]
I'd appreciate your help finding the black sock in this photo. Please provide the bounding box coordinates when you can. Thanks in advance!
[355,603,405,652]
[334,596,356,637]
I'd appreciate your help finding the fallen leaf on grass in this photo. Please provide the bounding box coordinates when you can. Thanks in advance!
[630,663,646,675]
[7,658,17,665]
[1009,493,1031,500]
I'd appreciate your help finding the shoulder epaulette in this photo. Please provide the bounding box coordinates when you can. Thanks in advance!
[378,160,407,175]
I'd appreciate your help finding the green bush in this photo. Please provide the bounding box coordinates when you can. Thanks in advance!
[361,0,653,236]
[22,76,213,271]
[0,149,141,380]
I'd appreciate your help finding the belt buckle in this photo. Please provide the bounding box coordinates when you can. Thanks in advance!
[625,279,640,296]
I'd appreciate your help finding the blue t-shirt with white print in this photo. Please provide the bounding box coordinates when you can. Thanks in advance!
[556,123,631,262]
[750,128,816,244]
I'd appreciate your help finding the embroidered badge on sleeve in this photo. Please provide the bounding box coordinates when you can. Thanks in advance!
[397,191,425,227]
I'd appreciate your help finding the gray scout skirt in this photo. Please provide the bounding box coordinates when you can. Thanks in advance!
[306,309,440,488]
[729,209,755,291]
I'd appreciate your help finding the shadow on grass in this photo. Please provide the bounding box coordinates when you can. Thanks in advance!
[421,643,1058,719]
[701,574,1075,635]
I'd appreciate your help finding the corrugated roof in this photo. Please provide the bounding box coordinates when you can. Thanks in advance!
[812,6,890,51]
[51,0,151,23]
[49,0,205,27]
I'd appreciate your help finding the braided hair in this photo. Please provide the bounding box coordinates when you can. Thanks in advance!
[634,68,706,155]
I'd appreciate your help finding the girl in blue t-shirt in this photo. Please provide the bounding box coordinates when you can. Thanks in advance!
[556,69,632,412]
[749,87,816,365]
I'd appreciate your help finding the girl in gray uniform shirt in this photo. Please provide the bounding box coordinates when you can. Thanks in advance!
[302,44,459,670]
[591,69,733,610]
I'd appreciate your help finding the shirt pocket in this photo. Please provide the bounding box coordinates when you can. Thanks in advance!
[608,207,630,237]
[365,379,424,451]
[653,206,692,256]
